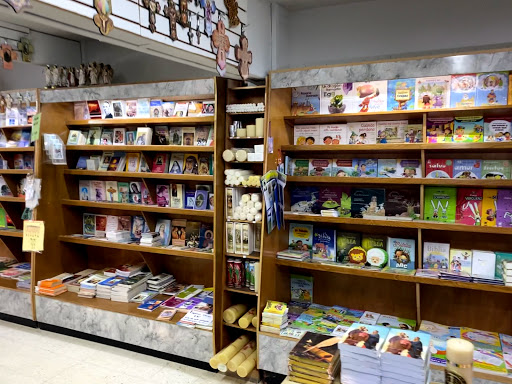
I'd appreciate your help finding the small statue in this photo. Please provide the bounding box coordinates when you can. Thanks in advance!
[78,64,87,86]
[60,67,69,87]
[15,93,23,107]
[88,62,98,85]
[5,94,13,109]
[68,67,76,87]
[0,96,5,114]
[44,65,52,89]
[105,64,113,84]
[98,63,105,85]
[51,65,60,88]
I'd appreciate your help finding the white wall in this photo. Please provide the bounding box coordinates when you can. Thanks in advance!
[271,3,289,71]
[246,0,272,78]
[280,0,512,69]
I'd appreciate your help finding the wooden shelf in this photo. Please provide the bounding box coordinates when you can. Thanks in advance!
[227,112,265,115]
[61,199,214,217]
[66,145,214,152]
[59,235,214,260]
[258,330,297,342]
[0,147,34,152]
[66,116,215,126]
[224,286,258,296]
[0,169,33,175]
[0,125,31,130]
[226,219,262,224]
[284,212,512,234]
[281,144,423,152]
[0,229,23,237]
[0,196,24,202]
[275,258,512,294]
[223,321,257,332]
[0,277,29,292]
[228,137,265,140]
[228,161,264,164]
[63,169,214,181]
[225,252,260,260]
[230,86,266,91]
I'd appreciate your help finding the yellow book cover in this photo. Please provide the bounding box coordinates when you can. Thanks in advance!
[287,360,335,375]
[288,374,332,384]
[481,189,497,227]
[264,300,287,315]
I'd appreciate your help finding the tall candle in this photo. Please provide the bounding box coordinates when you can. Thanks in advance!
[237,350,257,378]
[223,304,248,324]
[218,335,250,364]
[255,118,264,137]
[237,128,247,137]
[238,308,257,328]
[227,341,256,372]
[247,124,256,137]
[446,338,474,384]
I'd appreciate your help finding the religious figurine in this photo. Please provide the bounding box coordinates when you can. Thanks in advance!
[88,62,99,85]
[105,65,114,84]
[68,67,77,87]
[51,65,60,89]
[44,65,52,89]
[5,94,13,109]
[98,63,105,85]
[78,64,87,86]
[0,96,5,114]
[60,67,69,87]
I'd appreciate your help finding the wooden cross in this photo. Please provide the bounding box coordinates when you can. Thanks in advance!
[163,0,178,41]
[178,0,189,27]
[211,19,230,76]
[93,0,114,35]
[235,34,252,81]
[143,0,161,33]
[224,0,239,28]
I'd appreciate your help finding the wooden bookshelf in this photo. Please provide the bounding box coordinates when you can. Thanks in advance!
[0,124,32,130]
[225,286,259,296]
[0,196,25,202]
[227,112,265,116]
[0,169,33,175]
[66,145,214,152]
[66,116,215,126]
[63,169,214,181]
[0,147,34,152]
[282,142,512,152]
[230,86,266,91]
[0,229,23,237]
[223,321,257,332]
[225,252,261,260]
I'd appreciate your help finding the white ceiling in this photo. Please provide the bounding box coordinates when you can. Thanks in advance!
[272,0,374,11]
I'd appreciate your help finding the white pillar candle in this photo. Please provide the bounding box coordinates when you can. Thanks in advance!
[251,194,261,202]
[255,118,264,137]
[446,338,474,384]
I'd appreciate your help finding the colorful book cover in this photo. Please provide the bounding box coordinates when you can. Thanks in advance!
[290,187,319,213]
[140,183,153,205]
[129,181,141,204]
[385,189,420,219]
[312,186,351,218]
[426,118,454,143]
[131,215,145,239]
[308,159,332,176]
[169,153,184,174]
[105,181,118,202]
[198,223,213,249]
[117,182,129,203]
[377,159,398,178]
[125,100,137,117]
[500,334,512,375]
[424,187,457,223]
[290,274,313,303]
[415,76,451,109]
[289,223,314,251]
[291,86,320,116]
[185,221,200,248]
[332,158,357,177]
[184,190,196,209]
[95,214,107,237]
[481,188,498,227]
[376,120,407,143]
[91,180,106,201]
[449,249,473,274]
[453,159,482,179]
[339,323,389,353]
[496,189,512,227]
[404,124,423,143]
[351,188,385,219]
[484,118,512,142]
[423,242,450,270]
[387,78,415,111]
[450,74,477,108]
[149,99,163,118]
[344,81,388,113]
[83,213,95,236]
[397,159,422,178]
[171,219,186,246]
[170,184,184,209]
[387,237,415,269]
[312,227,336,262]
[461,327,508,375]
[319,124,347,145]
[336,232,361,263]
[294,125,320,145]
[347,122,377,144]
[496,252,512,279]
[79,180,91,201]
[476,72,509,106]
[319,84,345,114]
[482,160,511,179]
[456,188,483,226]
[136,98,150,118]
[193,190,208,210]
[354,158,378,178]
[361,235,386,252]
[183,154,199,174]
[418,321,461,366]
[195,126,209,146]
[151,153,169,173]
[155,218,171,246]
[453,116,484,142]
[289,332,339,366]
[197,154,211,176]
[290,159,309,176]
[425,159,453,178]
[381,328,431,362]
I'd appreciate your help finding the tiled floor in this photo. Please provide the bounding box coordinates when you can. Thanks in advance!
[0,320,249,384]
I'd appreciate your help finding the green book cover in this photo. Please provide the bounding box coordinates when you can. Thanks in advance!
[291,274,313,303]
[0,208,6,228]
[495,252,512,279]
[117,182,129,203]
[424,187,456,223]
[481,160,511,179]
[336,232,361,263]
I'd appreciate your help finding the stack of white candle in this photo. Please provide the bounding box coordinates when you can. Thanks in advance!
[225,169,261,187]
[233,193,262,222]
[226,103,265,113]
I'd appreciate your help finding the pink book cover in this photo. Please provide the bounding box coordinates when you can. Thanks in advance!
[151,153,169,173]
[455,188,483,226]
[156,185,169,207]
[496,189,512,227]
[425,159,453,178]
[161,297,184,309]
[141,183,154,205]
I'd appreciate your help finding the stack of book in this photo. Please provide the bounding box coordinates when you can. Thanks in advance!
[129,290,158,303]
[96,276,126,299]
[260,300,288,334]
[338,323,389,384]
[78,274,106,298]
[439,270,472,282]
[277,249,311,262]
[16,274,31,290]
[147,273,175,292]
[65,269,97,293]
[115,263,145,278]
[106,230,131,243]
[503,260,512,287]
[139,232,162,247]
[37,279,67,296]
[0,256,16,269]
[111,272,151,302]
[288,332,340,384]
[380,329,431,384]
[1,262,31,279]
[137,299,164,312]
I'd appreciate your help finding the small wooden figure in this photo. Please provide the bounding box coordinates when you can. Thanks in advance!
[178,0,189,27]
[68,68,77,87]
[88,63,99,85]
[142,0,161,33]
[60,67,69,87]
[78,65,87,86]
[51,65,60,88]
[98,63,105,85]
[235,33,252,81]
[105,65,114,84]
[211,19,230,76]
[93,0,114,35]
[164,1,178,41]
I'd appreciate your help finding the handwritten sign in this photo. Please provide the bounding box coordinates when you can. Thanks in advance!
[31,113,41,142]
[22,220,45,252]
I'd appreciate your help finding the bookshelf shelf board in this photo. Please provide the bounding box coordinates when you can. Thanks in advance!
[0,229,23,237]
[226,219,262,224]
[223,321,257,332]
[225,252,260,260]
[227,112,265,116]
[59,235,214,261]
[258,331,297,342]
[0,147,34,152]
[224,286,258,296]
[284,212,512,234]
[0,196,24,202]
[66,145,214,152]
[0,169,33,175]
[66,116,215,126]
[61,199,214,217]
[228,137,265,140]
[275,259,512,294]
[63,169,214,181]
[230,86,266,91]
[281,144,423,152]
[0,125,32,130]
[0,277,29,292]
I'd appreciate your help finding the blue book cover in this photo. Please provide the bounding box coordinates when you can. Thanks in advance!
[290,186,319,213]
[138,299,164,311]
[351,188,386,218]
[185,190,195,209]
[378,159,398,178]
[291,86,320,116]
[76,156,89,170]
[387,79,415,111]
[193,190,208,210]
[450,74,477,108]
[98,276,125,287]
[387,237,416,270]
[453,159,482,179]
[199,223,213,249]
[476,72,509,106]
[355,159,378,178]
[312,227,336,262]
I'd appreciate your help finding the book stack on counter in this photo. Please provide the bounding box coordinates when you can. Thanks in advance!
[64,269,97,293]
[137,299,164,312]
[115,263,145,278]
[16,274,31,290]
[260,300,288,335]
[147,273,175,293]
[380,329,431,384]
[78,273,107,298]
[129,290,158,303]
[139,232,162,247]
[106,230,131,243]
[277,249,311,262]
[37,278,67,297]
[111,272,152,302]
[1,262,31,280]
[287,332,340,384]
[96,276,126,299]
[177,291,214,331]
[0,256,16,270]
[503,260,512,286]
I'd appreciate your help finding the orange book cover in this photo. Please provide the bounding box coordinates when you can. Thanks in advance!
[39,279,62,288]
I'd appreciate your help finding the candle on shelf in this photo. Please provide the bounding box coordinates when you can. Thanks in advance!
[227,341,256,372]
[247,124,256,137]
[223,304,248,323]
[255,118,264,137]
[446,338,474,384]
[218,335,250,364]
[237,128,247,137]
[238,308,256,329]
[237,350,257,378]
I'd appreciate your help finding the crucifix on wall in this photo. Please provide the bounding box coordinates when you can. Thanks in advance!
[143,0,161,33]
[164,0,178,41]
[211,16,230,76]
[235,25,252,81]
[178,0,189,27]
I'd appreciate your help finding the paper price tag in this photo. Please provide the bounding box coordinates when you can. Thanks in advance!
[22,220,45,252]
[31,113,41,142]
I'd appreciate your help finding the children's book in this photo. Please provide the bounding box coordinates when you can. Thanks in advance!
[425,159,453,178]
[289,223,314,251]
[415,76,451,109]
[319,124,347,145]
[418,321,461,367]
[312,186,351,218]
[105,181,118,202]
[354,158,378,178]
[423,242,450,270]
[450,74,477,108]
[426,118,454,143]
[424,187,456,223]
[404,124,423,143]
[312,227,336,262]
[290,274,313,303]
[397,159,422,178]
[377,159,398,178]
[136,98,150,118]
[308,159,332,176]
[347,122,377,144]
[291,86,320,116]
[117,182,129,203]
[377,315,417,330]
[351,188,385,219]
[500,334,512,375]
[496,189,512,227]
[169,127,182,145]
[131,215,145,239]
[95,214,107,237]
[482,160,511,179]
[170,184,184,208]
[471,250,496,278]
[387,237,415,270]
[154,126,169,145]
[381,328,431,363]
[156,185,169,207]
[171,219,187,246]
[482,188,498,227]
[460,327,508,375]
[476,72,509,106]
[344,81,388,113]
[496,252,512,280]
[456,188,483,226]
[453,116,484,142]
[129,181,141,204]
[169,153,184,174]
[91,180,106,201]
[151,153,170,173]
[332,158,357,177]
[449,249,473,274]
[376,120,407,143]
[149,99,163,118]
[336,232,361,263]
[294,125,320,145]
[162,101,175,117]
[319,84,344,114]
[387,78,415,111]
[290,187,319,213]
[453,159,482,179]
[79,180,91,201]
[385,189,420,219]
[290,159,310,176]
[484,117,512,142]
[83,213,95,236]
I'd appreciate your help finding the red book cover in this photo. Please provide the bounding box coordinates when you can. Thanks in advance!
[456,188,483,226]
[425,159,453,178]
[87,100,102,119]
[151,153,169,173]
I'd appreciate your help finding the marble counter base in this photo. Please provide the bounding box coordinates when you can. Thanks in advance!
[271,50,512,88]
[0,287,33,320]
[40,79,215,103]
[35,295,213,363]
[258,334,296,376]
